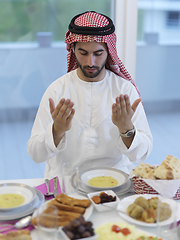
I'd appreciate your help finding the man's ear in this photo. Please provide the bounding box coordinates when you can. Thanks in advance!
[71,43,75,52]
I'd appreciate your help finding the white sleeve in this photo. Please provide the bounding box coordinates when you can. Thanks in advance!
[27,83,66,163]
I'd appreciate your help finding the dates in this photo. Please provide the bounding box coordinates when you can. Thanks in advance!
[62,216,95,240]
[92,192,116,204]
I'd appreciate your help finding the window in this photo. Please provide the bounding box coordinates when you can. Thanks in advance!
[166,11,180,28]
[0,0,114,180]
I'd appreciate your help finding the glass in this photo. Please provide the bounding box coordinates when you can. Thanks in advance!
[36,204,59,240]
[156,198,178,240]
[61,162,79,195]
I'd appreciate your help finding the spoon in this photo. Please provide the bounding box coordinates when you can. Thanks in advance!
[0,216,32,233]
[44,179,54,198]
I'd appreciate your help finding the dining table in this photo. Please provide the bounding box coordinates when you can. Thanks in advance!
[0,178,179,240]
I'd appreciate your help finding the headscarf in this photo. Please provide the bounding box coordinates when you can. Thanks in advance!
[65,11,140,95]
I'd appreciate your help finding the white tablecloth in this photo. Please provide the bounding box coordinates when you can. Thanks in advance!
[0,178,170,239]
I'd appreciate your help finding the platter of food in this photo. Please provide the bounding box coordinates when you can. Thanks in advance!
[0,183,36,211]
[80,168,129,190]
[31,193,93,230]
[117,194,180,227]
[95,217,161,240]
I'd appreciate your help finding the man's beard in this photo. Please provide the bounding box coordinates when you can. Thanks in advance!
[76,58,107,79]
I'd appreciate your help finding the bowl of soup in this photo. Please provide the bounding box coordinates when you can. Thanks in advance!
[0,183,36,211]
[80,168,129,190]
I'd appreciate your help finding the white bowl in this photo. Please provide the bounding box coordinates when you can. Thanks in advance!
[80,168,129,190]
[87,190,120,212]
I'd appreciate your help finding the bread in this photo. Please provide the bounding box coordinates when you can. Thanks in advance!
[31,194,91,228]
[133,163,156,180]
[154,155,180,179]
[133,155,180,180]
[0,230,31,240]
[48,199,85,214]
[55,193,91,208]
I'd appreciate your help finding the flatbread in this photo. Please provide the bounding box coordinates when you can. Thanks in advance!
[154,155,180,179]
[133,163,156,180]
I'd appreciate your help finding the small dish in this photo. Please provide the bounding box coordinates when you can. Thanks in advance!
[87,190,120,212]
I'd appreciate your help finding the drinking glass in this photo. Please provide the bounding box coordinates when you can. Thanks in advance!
[36,203,59,240]
[156,197,178,240]
[61,162,79,195]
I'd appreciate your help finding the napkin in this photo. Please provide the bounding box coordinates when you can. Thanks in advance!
[35,176,61,199]
[0,220,34,235]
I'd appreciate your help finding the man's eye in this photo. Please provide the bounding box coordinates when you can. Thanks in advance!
[94,53,102,56]
[80,52,87,55]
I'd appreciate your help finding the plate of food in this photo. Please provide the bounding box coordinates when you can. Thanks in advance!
[117,194,180,227]
[31,193,93,230]
[80,168,129,190]
[95,217,161,239]
[0,183,36,211]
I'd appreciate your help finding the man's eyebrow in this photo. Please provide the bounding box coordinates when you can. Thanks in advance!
[77,48,105,53]
[77,48,87,52]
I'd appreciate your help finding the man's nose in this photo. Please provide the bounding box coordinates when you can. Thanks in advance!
[87,54,95,67]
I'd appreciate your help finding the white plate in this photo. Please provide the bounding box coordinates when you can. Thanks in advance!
[32,194,93,231]
[0,189,44,221]
[80,168,129,190]
[71,173,133,196]
[117,194,180,227]
[0,183,36,211]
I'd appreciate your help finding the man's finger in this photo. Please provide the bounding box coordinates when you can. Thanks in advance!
[62,101,74,119]
[131,98,141,112]
[49,98,55,114]
[67,108,75,121]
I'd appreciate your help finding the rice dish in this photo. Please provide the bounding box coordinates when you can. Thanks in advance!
[95,221,148,240]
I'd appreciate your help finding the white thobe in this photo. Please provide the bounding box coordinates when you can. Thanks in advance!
[27,70,153,178]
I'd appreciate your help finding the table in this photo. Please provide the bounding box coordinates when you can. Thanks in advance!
[0,178,170,239]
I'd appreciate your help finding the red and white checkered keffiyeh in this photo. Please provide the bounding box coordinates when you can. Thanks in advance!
[65,11,140,95]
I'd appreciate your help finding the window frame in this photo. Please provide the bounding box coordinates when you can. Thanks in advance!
[115,0,138,81]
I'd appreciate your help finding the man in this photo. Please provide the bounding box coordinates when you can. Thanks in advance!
[27,11,152,178]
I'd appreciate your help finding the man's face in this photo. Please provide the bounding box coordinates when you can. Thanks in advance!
[73,41,108,82]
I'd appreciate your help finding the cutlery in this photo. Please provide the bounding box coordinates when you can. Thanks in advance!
[53,177,58,197]
[44,179,54,198]
[0,216,32,233]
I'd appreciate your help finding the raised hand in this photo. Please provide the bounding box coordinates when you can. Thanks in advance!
[112,94,141,134]
[49,98,75,146]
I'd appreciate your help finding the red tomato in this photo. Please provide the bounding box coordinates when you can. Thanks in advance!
[120,228,131,235]
[111,225,120,233]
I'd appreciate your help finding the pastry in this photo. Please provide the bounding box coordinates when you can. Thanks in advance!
[0,230,31,240]
[55,193,91,208]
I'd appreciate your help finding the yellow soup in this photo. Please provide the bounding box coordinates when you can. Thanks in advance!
[88,176,119,188]
[0,194,25,208]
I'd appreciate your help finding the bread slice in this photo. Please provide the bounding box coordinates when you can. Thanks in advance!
[133,163,156,179]
[0,230,31,240]
[154,155,180,179]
